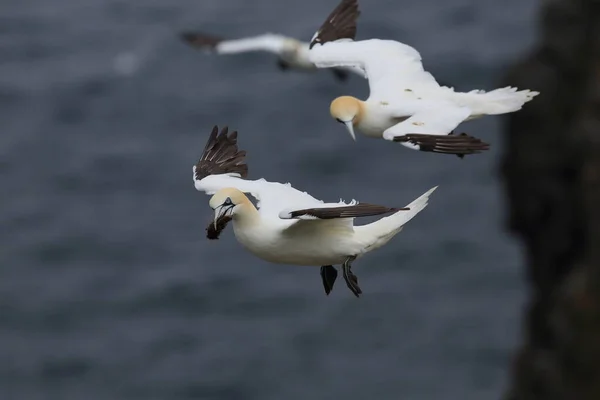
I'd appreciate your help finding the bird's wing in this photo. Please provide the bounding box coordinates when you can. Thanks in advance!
[382,105,471,139]
[280,203,406,220]
[196,169,389,232]
[307,0,361,71]
[308,0,439,98]
[238,179,326,219]
[193,125,328,228]
[194,125,248,181]
[196,175,325,217]
[310,39,440,100]
[197,173,394,232]
[380,105,489,155]
[340,64,367,78]
[309,0,360,49]
[181,32,290,55]
[192,126,394,230]
[277,201,407,233]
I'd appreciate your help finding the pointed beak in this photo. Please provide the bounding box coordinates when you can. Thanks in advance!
[344,121,356,141]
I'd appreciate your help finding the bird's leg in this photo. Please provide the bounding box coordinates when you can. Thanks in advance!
[320,265,338,295]
[342,256,362,298]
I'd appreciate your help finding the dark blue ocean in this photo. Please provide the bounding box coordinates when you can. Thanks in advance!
[1,0,539,398]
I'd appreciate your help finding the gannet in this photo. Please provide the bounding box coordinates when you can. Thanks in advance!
[193,125,437,297]
[307,0,539,157]
[180,30,365,82]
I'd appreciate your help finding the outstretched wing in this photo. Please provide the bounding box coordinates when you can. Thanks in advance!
[310,39,440,101]
[309,0,360,49]
[181,32,289,55]
[193,126,327,226]
[192,126,397,230]
[383,105,471,139]
[194,125,248,181]
[280,203,407,220]
[196,174,328,229]
[391,133,490,156]
[308,0,439,100]
[278,201,409,233]
[381,105,490,155]
[180,32,222,50]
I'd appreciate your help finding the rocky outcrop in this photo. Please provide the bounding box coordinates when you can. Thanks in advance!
[501,1,600,399]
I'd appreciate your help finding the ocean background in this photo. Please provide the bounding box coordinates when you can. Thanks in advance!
[0,0,539,399]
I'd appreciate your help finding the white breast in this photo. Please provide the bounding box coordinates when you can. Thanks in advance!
[232,220,360,266]
[357,103,409,138]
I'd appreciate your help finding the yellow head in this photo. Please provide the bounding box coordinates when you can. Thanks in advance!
[330,96,363,141]
[209,188,249,228]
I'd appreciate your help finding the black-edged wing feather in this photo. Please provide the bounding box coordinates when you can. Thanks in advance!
[180,32,223,50]
[194,125,248,181]
[393,132,490,156]
[283,203,408,220]
[309,0,360,49]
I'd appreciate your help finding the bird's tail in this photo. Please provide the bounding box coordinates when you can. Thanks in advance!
[355,186,437,251]
[452,86,539,117]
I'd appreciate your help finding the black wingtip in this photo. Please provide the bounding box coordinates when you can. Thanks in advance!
[180,31,222,49]
[309,0,360,49]
[194,125,248,181]
[393,133,491,157]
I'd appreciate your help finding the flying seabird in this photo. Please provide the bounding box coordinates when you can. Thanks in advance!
[180,30,365,82]
[307,0,539,157]
[193,125,437,297]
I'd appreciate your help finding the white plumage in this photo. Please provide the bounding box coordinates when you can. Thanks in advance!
[311,39,538,143]
[193,125,437,296]
[181,32,365,80]
[307,0,539,155]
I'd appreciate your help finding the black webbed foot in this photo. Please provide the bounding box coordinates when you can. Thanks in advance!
[320,265,338,295]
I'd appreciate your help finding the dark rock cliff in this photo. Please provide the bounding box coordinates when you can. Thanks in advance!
[501,0,600,398]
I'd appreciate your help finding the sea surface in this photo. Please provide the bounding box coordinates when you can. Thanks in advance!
[0,0,539,399]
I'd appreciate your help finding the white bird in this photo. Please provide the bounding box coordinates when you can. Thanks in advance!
[307,0,539,157]
[180,30,365,82]
[193,125,437,297]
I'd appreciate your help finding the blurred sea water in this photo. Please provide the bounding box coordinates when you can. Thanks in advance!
[0,0,538,399]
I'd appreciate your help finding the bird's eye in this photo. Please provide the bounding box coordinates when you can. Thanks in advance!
[223,198,233,206]
[335,118,343,124]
